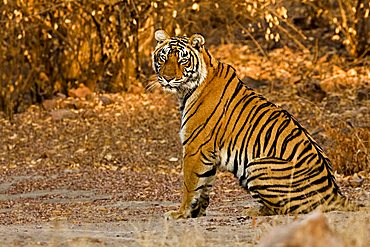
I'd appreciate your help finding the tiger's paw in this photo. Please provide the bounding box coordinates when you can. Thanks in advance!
[164,210,190,220]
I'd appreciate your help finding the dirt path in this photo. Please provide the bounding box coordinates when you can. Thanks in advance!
[0,72,369,246]
[0,164,369,246]
[0,203,369,246]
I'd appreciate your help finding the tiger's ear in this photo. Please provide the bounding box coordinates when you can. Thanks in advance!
[189,34,205,50]
[155,30,170,43]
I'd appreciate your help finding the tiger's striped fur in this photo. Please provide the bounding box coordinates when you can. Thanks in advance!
[152,30,346,219]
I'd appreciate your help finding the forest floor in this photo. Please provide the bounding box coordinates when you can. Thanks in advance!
[0,45,369,246]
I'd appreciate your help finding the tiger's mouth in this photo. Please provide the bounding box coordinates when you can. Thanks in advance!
[156,70,201,96]
[158,75,186,91]
[161,82,179,91]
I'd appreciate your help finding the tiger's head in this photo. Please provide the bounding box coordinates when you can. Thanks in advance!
[152,30,207,96]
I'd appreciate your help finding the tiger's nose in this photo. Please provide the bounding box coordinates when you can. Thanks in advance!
[163,75,175,81]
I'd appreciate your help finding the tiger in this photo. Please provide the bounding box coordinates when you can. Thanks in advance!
[152,29,348,219]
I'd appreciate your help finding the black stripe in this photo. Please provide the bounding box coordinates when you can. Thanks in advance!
[225,140,232,167]
[293,161,325,183]
[263,118,280,152]
[196,166,217,178]
[200,150,214,166]
[193,53,200,71]
[250,173,331,199]
[266,118,291,157]
[205,49,213,67]
[247,173,273,186]
[243,103,273,158]
[188,99,228,157]
[211,81,245,147]
[218,63,224,76]
[232,150,239,176]
[294,151,313,169]
[253,111,282,157]
[285,139,304,161]
[224,65,231,78]
[254,195,284,208]
[217,89,250,147]
[306,153,318,164]
[212,116,226,150]
[230,93,258,136]
[253,183,336,213]
[258,120,282,157]
[180,88,196,113]
[296,143,313,161]
[195,184,212,191]
[247,158,288,167]
[290,168,325,187]
[287,177,333,202]
[230,95,260,150]
[183,72,236,146]
[235,103,262,162]
[221,80,245,115]
[280,128,302,157]
[287,204,301,212]
[181,100,204,128]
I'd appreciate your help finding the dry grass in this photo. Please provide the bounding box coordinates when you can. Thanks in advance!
[1,212,369,247]
[130,211,370,247]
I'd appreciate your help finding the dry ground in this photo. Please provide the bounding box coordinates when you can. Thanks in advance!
[0,45,369,246]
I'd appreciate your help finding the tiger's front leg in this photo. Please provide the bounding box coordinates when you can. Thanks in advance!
[165,154,217,219]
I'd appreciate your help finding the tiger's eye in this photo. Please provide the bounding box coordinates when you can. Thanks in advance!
[179,58,188,65]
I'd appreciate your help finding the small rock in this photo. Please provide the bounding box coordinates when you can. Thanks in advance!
[325,95,341,109]
[289,75,302,84]
[104,153,113,161]
[81,109,96,119]
[356,87,369,101]
[99,95,114,106]
[319,74,346,92]
[348,173,365,187]
[55,93,67,99]
[348,177,364,188]
[68,84,93,99]
[346,68,357,76]
[297,78,326,102]
[50,109,78,121]
[42,99,58,111]
[358,171,367,178]
[241,76,269,89]
[258,211,344,247]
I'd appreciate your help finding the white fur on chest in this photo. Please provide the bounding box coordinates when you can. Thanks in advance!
[179,126,186,144]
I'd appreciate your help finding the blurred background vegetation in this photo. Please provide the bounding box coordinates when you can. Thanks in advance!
[0,0,369,118]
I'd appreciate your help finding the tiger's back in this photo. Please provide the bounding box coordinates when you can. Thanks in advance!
[152,30,346,219]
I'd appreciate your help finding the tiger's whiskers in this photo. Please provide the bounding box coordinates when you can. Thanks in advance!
[145,79,161,92]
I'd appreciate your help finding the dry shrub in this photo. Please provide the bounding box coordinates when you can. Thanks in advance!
[305,0,370,57]
[0,0,369,119]
[156,0,309,53]
[325,120,369,174]
[0,0,155,118]
[0,0,320,118]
